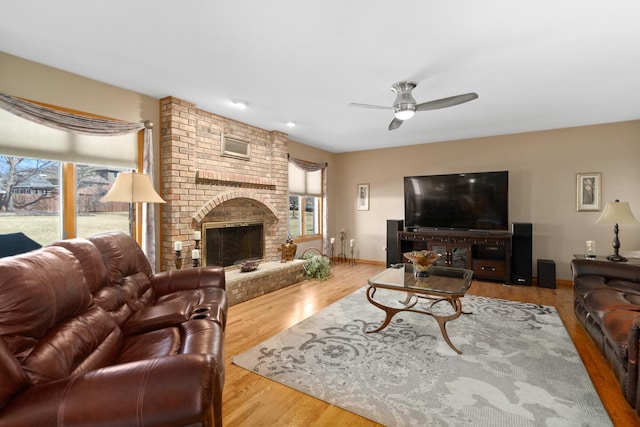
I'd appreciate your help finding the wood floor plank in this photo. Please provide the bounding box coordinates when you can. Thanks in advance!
[222,263,638,426]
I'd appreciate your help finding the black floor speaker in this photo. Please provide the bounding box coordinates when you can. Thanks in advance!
[537,259,556,288]
[511,222,532,285]
[386,219,404,267]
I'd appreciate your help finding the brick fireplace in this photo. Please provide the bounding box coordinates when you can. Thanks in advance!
[159,97,301,303]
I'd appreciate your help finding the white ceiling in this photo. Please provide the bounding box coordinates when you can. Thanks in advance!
[2,1,640,153]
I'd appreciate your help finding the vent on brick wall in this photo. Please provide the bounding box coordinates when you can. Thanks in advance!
[221,134,250,159]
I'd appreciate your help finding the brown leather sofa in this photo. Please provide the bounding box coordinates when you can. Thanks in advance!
[0,231,227,427]
[572,258,640,414]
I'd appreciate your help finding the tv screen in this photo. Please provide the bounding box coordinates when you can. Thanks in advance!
[404,171,509,231]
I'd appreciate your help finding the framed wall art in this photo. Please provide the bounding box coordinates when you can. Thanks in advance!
[576,172,601,212]
[357,183,370,211]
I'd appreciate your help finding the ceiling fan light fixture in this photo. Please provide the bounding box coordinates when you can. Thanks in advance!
[393,107,415,121]
[391,81,417,121]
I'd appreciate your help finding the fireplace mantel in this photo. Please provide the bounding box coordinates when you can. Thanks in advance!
[196,170,276,190]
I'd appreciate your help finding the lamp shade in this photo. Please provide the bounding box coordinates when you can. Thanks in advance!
[596,200,638,225]
[101,171,165,204]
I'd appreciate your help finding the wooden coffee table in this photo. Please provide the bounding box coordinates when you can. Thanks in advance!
[366,263,473,354]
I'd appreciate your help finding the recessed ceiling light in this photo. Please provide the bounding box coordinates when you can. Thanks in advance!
[286,121,296,128]
[232,100,248,109]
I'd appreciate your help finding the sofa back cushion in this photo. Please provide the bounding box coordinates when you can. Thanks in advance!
[51,238,109,293]
[0,337,29,411]
[0,247,92,357]
[51,238,135,326]
[88,231,153,286]
[88,232,156,318]
[0,246,122,385]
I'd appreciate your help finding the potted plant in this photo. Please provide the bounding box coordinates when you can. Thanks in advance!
[302,253,331,281]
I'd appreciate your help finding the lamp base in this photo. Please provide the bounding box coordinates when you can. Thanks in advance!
[606,254,628,262]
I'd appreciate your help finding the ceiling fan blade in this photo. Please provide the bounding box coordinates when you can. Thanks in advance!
[388,118,403,131]
[415,93,478,111]
[349,102,391,110]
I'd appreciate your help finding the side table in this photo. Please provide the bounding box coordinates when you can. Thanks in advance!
[572,254,640,265]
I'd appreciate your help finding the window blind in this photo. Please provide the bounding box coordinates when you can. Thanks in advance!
[0,108,137,168]
[288,162,322,196]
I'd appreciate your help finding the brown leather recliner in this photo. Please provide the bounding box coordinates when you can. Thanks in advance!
[572,258,640,414]
[0,231,227,427]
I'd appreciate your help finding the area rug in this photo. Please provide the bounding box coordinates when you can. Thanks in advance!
[232,287,612,426]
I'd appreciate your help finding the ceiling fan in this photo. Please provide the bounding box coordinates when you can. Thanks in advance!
[350,81,478,131]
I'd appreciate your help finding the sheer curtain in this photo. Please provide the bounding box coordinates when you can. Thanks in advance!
[142,121,157,270]
[288,155,329,254]
[0,93,158,268]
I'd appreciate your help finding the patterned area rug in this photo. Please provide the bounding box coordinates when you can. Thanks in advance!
[232,287,612,426]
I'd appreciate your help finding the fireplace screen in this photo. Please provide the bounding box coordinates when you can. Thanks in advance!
[203,221,264,268]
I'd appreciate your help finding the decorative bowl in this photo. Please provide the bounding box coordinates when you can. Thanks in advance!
[403,250,442,272]
[239,259,260,272]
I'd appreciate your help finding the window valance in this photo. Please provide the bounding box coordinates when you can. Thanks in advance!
[0,93,144,135]
[0,93,144,168]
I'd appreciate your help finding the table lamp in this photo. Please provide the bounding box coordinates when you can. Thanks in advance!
[596,199,638,262]
[101,171,166,235]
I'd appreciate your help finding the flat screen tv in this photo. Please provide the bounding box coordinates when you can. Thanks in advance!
[404,171,509,231]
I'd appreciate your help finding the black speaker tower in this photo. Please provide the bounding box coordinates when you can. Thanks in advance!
[511,222,532,285]
[386,219,404,267]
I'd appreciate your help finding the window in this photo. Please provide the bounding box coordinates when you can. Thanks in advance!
[76,163,130,238]
[0,156,61,245]
[288,161,323,240]
[0,156,131,245]
[0,100,140,244]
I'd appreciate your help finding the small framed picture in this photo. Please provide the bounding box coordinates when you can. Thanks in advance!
[576,172,601,212]
[357,183,370,211]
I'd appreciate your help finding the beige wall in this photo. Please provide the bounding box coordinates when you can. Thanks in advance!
[0,51,160,181]
[4,51,640,280]
[0,52,158,128]
[333,121,640,279]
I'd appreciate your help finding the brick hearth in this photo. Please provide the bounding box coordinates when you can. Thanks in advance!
[225,261,305,305]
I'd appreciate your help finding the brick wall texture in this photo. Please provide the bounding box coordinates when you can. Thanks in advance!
[159,96,290,274]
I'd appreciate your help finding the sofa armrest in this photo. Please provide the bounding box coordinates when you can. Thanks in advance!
[0,354,223,427]
[122,300,192,336]
[629,318,640,411]
[151,266,226,297]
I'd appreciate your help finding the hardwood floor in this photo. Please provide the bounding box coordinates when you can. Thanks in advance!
[222,263,639,426]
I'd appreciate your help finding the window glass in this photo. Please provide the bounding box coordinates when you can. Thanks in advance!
[76,164,129,238]
[304,196,319,235]
[0,155,61,245]
[288,194,321,239]
[289,195,302,238]
[288,161,323,240]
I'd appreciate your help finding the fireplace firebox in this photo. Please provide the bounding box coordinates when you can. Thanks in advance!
[203,221,265,268]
